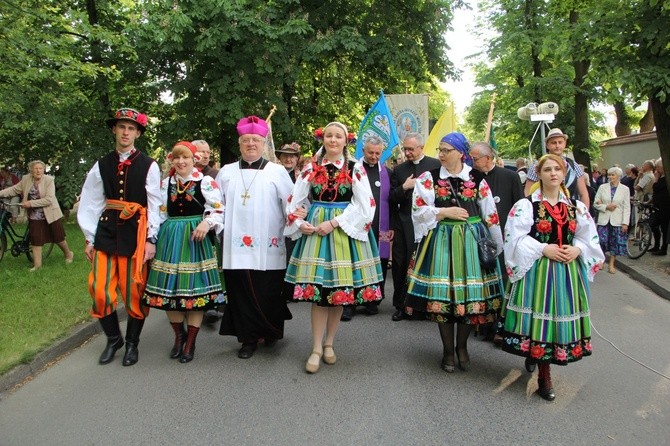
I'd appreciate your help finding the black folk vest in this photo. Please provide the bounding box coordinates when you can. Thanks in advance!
[94,150,154,256]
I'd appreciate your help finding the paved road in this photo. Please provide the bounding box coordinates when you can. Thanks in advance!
[1,273,669,445]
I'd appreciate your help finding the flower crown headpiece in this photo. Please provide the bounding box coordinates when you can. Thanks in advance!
[313,127,357,145]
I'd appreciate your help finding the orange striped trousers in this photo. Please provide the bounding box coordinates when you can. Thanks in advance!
[88,250,149,319]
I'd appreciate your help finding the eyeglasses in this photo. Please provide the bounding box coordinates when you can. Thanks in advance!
[470,155,488,162]
[401,146,420,152]
[438,147,458,154]
[239,136,265,145]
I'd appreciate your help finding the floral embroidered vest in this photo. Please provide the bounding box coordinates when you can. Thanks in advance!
[309,160,355,203]
[167,179,206,217]
[429,168,485,217]
[529,198,577,245]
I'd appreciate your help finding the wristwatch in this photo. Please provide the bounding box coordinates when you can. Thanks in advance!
[147,236,158,244]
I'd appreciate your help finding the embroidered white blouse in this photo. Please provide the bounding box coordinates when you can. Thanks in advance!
[158,168,224,234]
[504,189,605,283]
[284,155,376,242]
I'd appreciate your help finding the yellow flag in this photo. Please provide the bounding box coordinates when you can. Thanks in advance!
[426,104,456,155]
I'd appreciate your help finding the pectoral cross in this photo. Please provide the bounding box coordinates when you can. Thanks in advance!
[241,190,251,205]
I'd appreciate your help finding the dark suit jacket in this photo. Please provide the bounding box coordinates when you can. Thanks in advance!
[390,156,442,251]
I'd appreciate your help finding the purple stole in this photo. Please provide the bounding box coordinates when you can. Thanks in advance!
[377,164,392,259]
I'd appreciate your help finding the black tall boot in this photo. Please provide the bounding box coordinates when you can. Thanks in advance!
[537,362,556,401]
[98,312,124,365]
[180,325,200,363]
[169,321,186,359]
[438,322,455,373]
[122,317,145,366]
[456,323,473,371]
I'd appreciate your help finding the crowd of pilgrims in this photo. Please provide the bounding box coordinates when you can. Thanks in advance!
[80,112,605,403]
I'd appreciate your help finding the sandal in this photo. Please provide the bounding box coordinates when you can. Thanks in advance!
[305,351,322,374]
[323,345,336,365]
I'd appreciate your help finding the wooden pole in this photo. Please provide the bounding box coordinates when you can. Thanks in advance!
[484,93,496,144]
[264,105,278,162]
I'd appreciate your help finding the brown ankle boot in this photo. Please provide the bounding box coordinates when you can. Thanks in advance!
[537,363,555,401]
[180,325,200,363]
[169,322,186,359]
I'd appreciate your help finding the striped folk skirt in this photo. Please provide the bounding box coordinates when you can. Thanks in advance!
[405,217,504,324]
[285,201,383,307]
[144,216,225,311]
[499,256,592,365]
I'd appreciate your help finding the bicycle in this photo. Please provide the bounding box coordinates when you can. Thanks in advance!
[0,201,54,262]
[626,199,655,259]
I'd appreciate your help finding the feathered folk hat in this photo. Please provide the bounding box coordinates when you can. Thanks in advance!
[106,108,148,134]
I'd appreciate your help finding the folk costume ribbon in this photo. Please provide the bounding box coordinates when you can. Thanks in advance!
[105,199,148,283]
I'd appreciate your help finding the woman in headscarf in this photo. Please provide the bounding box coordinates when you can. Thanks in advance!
[405,132,505,373]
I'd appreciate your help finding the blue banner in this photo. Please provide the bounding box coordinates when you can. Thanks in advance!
[355,90,400,163]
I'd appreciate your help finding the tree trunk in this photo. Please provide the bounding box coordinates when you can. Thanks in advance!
[86,0,110,112]
[570,10,590,169]
[650,91,670,193]
[640,101,655,132]
[523,0,542,101]
[613,100,632,136]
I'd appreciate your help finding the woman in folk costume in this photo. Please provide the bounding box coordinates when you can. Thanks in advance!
[405,132,504,373]
[500,154,604,401]
[285,122,383,374]
[144,141,225,363]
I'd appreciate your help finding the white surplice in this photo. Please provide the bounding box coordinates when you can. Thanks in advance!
[216,160,293,270]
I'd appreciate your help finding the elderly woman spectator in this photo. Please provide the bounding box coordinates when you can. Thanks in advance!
[0,160,74,271]
[593,167,631,273]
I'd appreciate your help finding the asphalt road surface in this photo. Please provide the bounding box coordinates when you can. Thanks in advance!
[1,272,669,445]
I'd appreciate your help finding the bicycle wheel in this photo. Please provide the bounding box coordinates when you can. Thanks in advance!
[0,232,6,261]
[627,222,652,259]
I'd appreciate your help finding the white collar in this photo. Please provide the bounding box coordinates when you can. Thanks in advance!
[439,164,471,181]
[117,148,136,161]
[412,155,425,165]
[171,167,203,182]
[322,155,345,168]
[530,188,571,204]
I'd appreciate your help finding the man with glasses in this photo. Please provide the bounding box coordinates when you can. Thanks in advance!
[470,142,523,232]
[389,133,441,321]
[216,115,294,358]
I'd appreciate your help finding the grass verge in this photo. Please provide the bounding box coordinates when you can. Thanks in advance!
[0,220,91,375]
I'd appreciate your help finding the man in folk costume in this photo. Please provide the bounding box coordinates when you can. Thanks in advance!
[78,108,161,366]
[389,132,441,321]
[216,115,294,359]
[341,135,393,321]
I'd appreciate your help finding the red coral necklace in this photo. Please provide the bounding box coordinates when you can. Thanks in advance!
[541,200,568,247]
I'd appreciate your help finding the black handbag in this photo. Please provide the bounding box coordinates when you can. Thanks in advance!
[470,227,498,270]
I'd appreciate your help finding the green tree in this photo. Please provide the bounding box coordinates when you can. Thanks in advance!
[132,0,460,158]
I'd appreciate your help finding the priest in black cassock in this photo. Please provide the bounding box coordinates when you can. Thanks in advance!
[216,116,294,359]
[389,133,441,321]
[469,141,524,343]
[341,135,393,321]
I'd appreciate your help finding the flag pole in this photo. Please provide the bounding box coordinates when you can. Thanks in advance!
[265,104,277,123]
[484,93,496,144]
[264,105,278,162]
